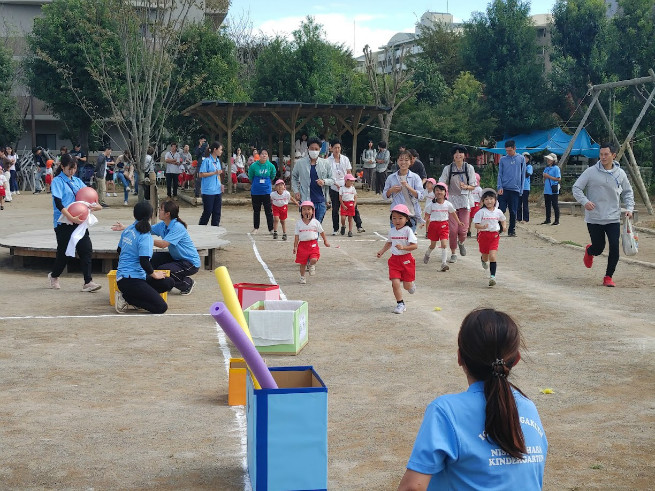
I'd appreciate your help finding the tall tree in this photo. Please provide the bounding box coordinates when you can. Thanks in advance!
[414,21,464,87]
[0,44,21,145]
[461,0,550,135]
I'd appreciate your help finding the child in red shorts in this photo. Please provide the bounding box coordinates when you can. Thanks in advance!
[376,204,418,314]
[473,189,506,287]
[468,173,483,237]
[339,173,358,237]
[270,179,298,240]
[420,182,462,272]
[293,201,330,284]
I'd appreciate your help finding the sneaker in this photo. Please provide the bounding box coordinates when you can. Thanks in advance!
[540,220,550,225]
[357,227,365,233]
[348,231,353,237]
[441,264,449,272]
[115,291,129,313]
[448,254,457,263]
[551,221,559,225]
[466,230,472,237]
[481,259,488,270]
[331,230,338,235]
[251,229,259,235]
[268,229,274,235]
[299,275,306,284]
[458,241,467,256]
[408,283,416,294]
[113,193,118,197]
[282,233,287,241]
[48,272,60,290]
[508,231,517,237]
[16,190,20,195]
[125,186,130,192]
[124,200,128,206]
[393,302,407,314]
[423,251,431,264]
[340,226,345,235]
[273,231,278,239]
[603,276,616,287]
[583,245,594,268]
[489,276,496,287]
[181,279,195,295]
[308,264,316,276]
[82,281,101,292]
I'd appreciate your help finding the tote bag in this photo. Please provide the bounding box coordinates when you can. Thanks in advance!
[621,216,638,256]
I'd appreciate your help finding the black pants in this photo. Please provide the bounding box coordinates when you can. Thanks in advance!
[375,172,386,194]
[363,168,374,189]
[544,194,560,223]
[517,190,530,222]
[252,194,273,231]
[329,188,363,232]
[498,190,520,234]
[51,224,93,284]
[199,193,222,226]
[166,173,179,197]
[587,222,620,278]
[151,252,199,292]
[117,276,174,314]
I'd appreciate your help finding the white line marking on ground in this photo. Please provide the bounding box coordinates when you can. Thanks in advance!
[247,233,287,300]
[374,231,387,240]
[0,313,212,320]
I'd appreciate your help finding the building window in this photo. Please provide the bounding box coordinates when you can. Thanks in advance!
[36,134,56,151]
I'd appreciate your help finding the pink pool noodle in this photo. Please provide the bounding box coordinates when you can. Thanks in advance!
[210,302,278,389]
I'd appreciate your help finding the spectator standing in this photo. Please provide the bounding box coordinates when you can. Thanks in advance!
[541,153,561,225]
[375,141,390,195]
[361,140,376,191]
[234,147,246,174]
[327,139,364,235]
[5,146,18,195]
[248,149,277,234]
[291,136,334,223]
[408,149,427,184]
[95,146,111,207]
[198,141,224,227]
[517,152,533,223]
[164,142,182,198]
[496,140,526,237]
[295,133,309,158]
[193,136,208,198]
[33,147,46,194]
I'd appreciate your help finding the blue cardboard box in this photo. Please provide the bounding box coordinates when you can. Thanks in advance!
[246,366,328,491]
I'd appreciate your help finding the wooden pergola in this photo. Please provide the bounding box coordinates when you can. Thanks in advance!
[181,101,390,192]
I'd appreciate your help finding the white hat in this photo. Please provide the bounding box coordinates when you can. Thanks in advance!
[544,153,558,162]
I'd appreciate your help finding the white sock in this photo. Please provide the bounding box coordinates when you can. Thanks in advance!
[441,248,448,264]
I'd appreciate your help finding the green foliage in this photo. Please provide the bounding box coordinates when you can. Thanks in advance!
[411,58,449,105]
[461,0,551,135]
[414,22,464,87]
[0,45,21,145]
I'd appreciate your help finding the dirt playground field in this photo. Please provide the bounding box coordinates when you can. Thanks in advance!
[0,190,654,490]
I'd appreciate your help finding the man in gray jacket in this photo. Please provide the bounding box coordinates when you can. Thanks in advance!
[291,136,334,223]
[572,142,634,287]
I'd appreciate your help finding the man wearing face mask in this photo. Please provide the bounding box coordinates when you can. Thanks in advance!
[292,136,334,223]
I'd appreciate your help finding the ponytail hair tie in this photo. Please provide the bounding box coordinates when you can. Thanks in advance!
[491,358,507,378]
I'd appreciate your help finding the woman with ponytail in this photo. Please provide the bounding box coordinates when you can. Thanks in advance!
[112,201,175,313]
[399,308,547,490]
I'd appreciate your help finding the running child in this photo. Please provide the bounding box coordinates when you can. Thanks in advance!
[423,177,436,237]
[421,182,463,272]
[45,160,54,194]
[468,173,483,237]
[473,189,506,287]
[293,201,330,284]
[339,173,358,237]
[376,204,418,314]
[271,179,298,240]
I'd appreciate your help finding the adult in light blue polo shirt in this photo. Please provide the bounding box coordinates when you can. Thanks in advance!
[198,141,223,227]
[541,153,561,225]
[517,152,533,223]
[399,308,547,491]
[150,199,201,295]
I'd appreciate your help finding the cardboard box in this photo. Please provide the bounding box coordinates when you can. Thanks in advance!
[228,358,247,406]
[233,283,280,310]
[243,300,308,355]
[247,366,328,491]
[107,269,169,306]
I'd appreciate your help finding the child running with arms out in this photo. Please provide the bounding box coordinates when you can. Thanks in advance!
[293,201,330,284]
[422,178,436,238]
[473,189,506,287]
[271,179,299,240]
[376,204,418,314]
[398,308,547,490]
[339,173,358,237]
[421,182,463,272]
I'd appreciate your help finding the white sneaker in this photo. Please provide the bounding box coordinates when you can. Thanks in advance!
[448,254,457,263]
[48,272,60,290]
[308,264,316,276]
[489,276,496,287]
[82,281,101,292]
[251,229,259,235]
[115,291,129,313]
[393,302,406,314]
[407,282,416,294]
[16,190,20,195]
[441,264,449,272]
[113,193,118,197]
[331,230,338,236]
[124,200,128,206]
[299,275,306,284]
[481,259,488,270]
[423,251,431,264]
[458,241,467,256]
[125,186,130,192]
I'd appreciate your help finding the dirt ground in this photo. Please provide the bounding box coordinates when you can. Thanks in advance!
[0,189,653,490]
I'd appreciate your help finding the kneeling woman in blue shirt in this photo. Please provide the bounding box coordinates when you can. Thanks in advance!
[114,201,175,314]
[150,199,201,295]
[399,308,547,490]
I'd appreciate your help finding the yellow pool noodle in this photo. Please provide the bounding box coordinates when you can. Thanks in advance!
[214,266,261,389]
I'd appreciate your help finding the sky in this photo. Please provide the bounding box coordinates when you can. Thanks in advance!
[228,0,558,57]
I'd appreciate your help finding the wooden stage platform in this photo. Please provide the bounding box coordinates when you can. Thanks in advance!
[0,225,230,273]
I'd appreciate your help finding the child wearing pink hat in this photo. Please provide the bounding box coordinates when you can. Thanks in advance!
[423,177,437,238]
[339,173,358,237]
[270,179,298,240]
[421,182,463,272]
[293,201,330,284]
[468,173,483,237]
[376,204,418,314]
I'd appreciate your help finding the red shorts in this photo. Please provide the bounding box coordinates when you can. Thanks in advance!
[295,240,320,264]
[231,172,237,185]
[340,201,355,216]
[388,253,415,282]
[0,186,5,197]
[272,204,288,220]
[477,230,500,254]
[470,204,480,221]
[45,174,53,185]
[427,220,449,241]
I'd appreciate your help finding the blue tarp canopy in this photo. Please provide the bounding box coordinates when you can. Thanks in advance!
[483,127,600,158]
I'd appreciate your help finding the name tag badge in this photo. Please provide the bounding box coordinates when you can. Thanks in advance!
[311,243,317,248]
[260,179,265,184]
[403,260,411,265]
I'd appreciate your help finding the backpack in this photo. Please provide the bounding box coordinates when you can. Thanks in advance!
[447,162,471,186]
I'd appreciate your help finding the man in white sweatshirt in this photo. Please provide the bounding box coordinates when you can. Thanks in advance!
[572,143,634,287]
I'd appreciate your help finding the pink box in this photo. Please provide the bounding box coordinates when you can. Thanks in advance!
[233,283,280,310]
